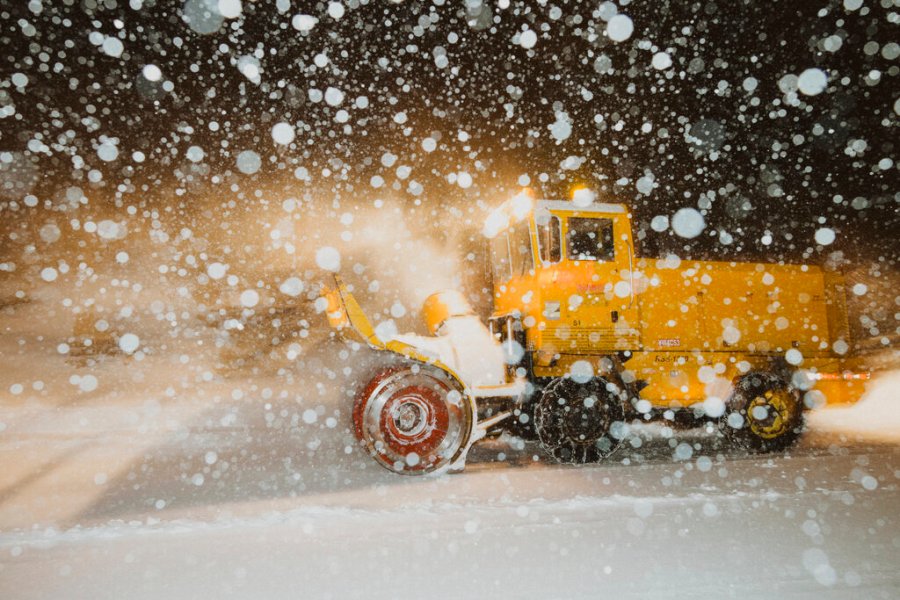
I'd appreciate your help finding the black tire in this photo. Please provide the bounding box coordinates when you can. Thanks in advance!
[534,377,624,464]
[721,371,804,452]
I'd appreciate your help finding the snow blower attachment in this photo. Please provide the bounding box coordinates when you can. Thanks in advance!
[325,192,872,475]
[324,276,524,475]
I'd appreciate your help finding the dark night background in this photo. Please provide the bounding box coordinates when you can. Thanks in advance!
[1,0,897,268]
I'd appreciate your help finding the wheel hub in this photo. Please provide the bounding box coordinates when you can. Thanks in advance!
[353,367,471,474]
[747,390,795,440]
[393,400,427,435]
[562,395,608,442]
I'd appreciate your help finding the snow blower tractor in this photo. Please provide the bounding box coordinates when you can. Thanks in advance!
[324,191,871,475]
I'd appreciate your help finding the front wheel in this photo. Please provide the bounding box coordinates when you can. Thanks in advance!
[721,372,804,452]
[534,377,624,464]
[353,364,473,475]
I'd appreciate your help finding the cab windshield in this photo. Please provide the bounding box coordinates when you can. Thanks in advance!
[566,217,615,261]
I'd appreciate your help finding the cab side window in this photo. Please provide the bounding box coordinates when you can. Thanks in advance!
[490,233,512,282]
[510,221,534,276]
[566,217,614,261]
[538,216,561,263]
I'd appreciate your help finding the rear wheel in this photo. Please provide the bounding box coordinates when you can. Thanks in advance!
[722,372,804,452]
[534,377,624,464]
[353,364,473,475]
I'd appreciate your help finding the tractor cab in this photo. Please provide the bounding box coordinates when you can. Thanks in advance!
[483,192,641,373]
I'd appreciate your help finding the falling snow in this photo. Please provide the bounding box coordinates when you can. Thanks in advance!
[0,1,896,598]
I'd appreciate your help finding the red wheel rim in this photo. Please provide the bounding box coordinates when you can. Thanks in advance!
[378,385,450,459]
[352,366,471,474]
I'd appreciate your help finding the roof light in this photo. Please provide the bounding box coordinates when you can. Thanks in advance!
[571,186,596,207]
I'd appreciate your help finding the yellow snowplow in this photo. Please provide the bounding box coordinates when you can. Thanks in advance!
[325,191,872,474]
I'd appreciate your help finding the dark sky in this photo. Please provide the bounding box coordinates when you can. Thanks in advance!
[1,0,897,264]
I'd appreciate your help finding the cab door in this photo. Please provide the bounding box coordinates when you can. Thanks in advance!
[563,212,640,352]
[544,211,641,353]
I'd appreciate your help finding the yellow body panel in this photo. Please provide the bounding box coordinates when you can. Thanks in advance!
[639,260,834,356]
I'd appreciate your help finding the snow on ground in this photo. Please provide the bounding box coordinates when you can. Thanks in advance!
[808,370,900,444]
[0,416,898,599]
[0,295,898,598]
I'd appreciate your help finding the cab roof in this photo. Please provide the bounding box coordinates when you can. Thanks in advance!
[536,199,627,214]
[483,193,628,238]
